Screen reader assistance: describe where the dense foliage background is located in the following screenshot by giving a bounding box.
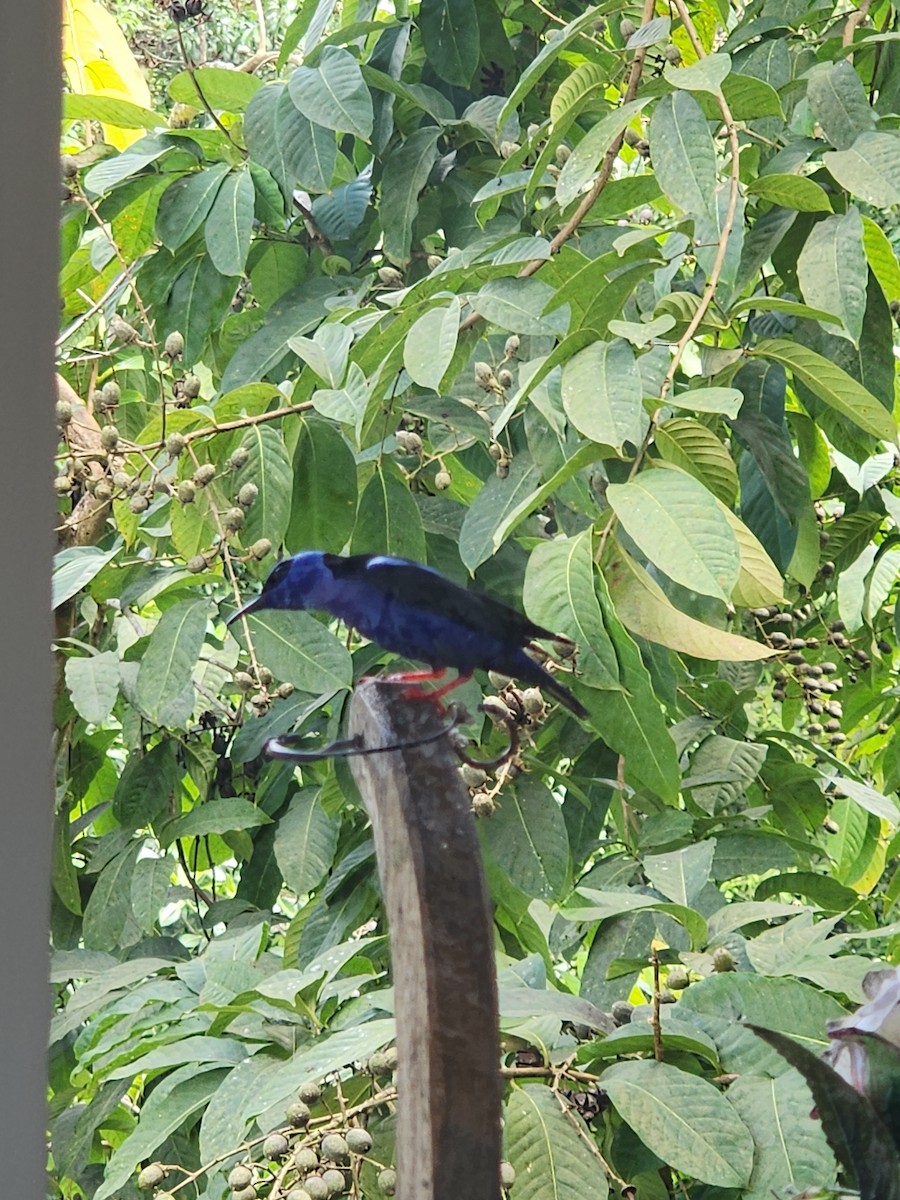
[54,0,900,1197]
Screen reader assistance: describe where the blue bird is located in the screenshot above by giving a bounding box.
[227,552,587,719]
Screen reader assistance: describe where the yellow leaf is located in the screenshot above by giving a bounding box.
[63,0,152,148]
[718,506,786,608]
[606,548,776,661]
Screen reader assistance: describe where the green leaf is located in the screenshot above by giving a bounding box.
[419,0,479,87]
[168,67,263,112]
[677,974,845,1075]
[728,1072,838,1198]
[249,240,307,309]
[135,599,208,727]
[475,277,569,337]
[607,470,740,601]
[522,531,619,688]
[722,506,786,608]
[380,127,441,263]
[643,840,716,905]
[246,1021,395,1118]
[825,773,899,825]
[63,94,162,129]
[730,294,843,324]
[165,798,273,843]
[113,740,180,828]
[288,322,353,387]
[675,386,743,418]
[561,339,645,453]
[82,843,141,951]
[806,60,875,151]
[458,455,541,573]
[403,298,460,392]
[481,779,569,901]
[861,215,900,302]
[664,52,732,93]
[56,1080,132,1182]
[824,132,900,208]
[53,807,81,916]
[568,888,707,948]
[550,60,608,126]
[220,278,343,393]
[627,15,670,47]
[797,209,867,344]
[169,479,217,562]
[504,1084,608,1200]
[655,417,738,507]
[746,172,833,212]
[603,1060,754,1188]
[129,856,172,935]
[688,735,768,814]
[311,361,371,434]
[752,338,897,441]
[107,1035,247,1080]
[245,83,336,198]
[580,574,680,804]
[718,71,784,119]
[164,252,237,366]
[749,1026,900,1200]
[233,425,293,548]
[83,135,172,196]
[53,544,121,609]
[65,651,119,724]
[731,412,810,536]
[606,548,775,661]
[489,443,605,554]
[94,1065,230,1200]
[593,1016,720,1065]
[649,91,717,217]
[274,787,339,895]
[555,98,649,207]
[350,463,427,561]
[693,183,745,293]
[286,417,358,554]
[204,167,255,278]
[199,1054,282,1164]
[497,8,612,134]
[156,164,230,251]
[288,47,373,140]
[236,611,352,695]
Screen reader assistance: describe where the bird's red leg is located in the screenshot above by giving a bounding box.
[380,666,448,685]
[404,671,472,703]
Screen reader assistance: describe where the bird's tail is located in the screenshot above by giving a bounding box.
[513,650,588,720]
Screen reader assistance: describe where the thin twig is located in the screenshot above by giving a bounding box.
[175,23,243,150]
[549,1081,632,1192]
[650,948,664,1063]
[843,0,873,49]
[659,0,742,404]
[251,0,267,53]
[176,840,215,906]
[459,0,656,333]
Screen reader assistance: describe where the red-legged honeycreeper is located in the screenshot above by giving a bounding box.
[226,551,587,719]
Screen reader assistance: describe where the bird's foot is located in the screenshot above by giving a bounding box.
[400,670,473,705]
[368,667,473,708]
[378,666,448,686]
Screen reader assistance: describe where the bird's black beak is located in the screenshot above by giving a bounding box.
[226,594,265,626]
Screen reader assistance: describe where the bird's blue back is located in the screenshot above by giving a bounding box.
[321,562,533,675]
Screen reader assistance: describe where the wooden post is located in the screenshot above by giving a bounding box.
[348,680,501,1200]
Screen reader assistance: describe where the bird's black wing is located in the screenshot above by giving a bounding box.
[322,553,557,646]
